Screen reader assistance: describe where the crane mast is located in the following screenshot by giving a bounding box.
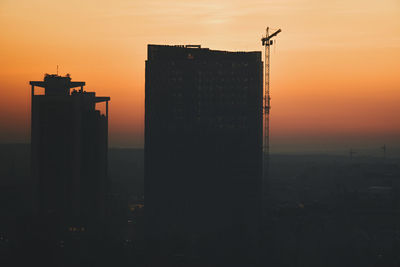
[261,27,281,190]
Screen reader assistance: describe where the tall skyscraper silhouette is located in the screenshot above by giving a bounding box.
[145,45,263,266]
[30,74,110,239]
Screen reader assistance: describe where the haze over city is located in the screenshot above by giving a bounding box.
[1,0,399,153]
[2,1,400,266]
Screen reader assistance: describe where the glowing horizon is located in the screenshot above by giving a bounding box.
[0,0,399,153]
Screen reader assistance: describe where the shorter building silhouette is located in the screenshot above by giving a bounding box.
[30,74,110,239]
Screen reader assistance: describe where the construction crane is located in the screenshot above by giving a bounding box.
[261,27,281,183]
[349,148,357,160]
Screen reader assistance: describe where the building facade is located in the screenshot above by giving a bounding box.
[30,74,110,239]
[145,45,263,266]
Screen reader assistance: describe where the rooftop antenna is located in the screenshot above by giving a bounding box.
[57,65,59,75]
[261,27,281,191]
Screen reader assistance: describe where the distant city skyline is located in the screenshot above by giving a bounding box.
[1,0,399,152]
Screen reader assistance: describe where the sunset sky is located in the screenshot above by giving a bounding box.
[0,0,399,153]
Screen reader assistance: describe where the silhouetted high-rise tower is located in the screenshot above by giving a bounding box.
[145,45,263,266]
[30,74,110,238]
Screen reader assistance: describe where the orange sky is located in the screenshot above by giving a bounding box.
[0,0,399,153]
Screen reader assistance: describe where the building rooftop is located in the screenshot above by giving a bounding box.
[147,44,261,61]
[30,74,85,89]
